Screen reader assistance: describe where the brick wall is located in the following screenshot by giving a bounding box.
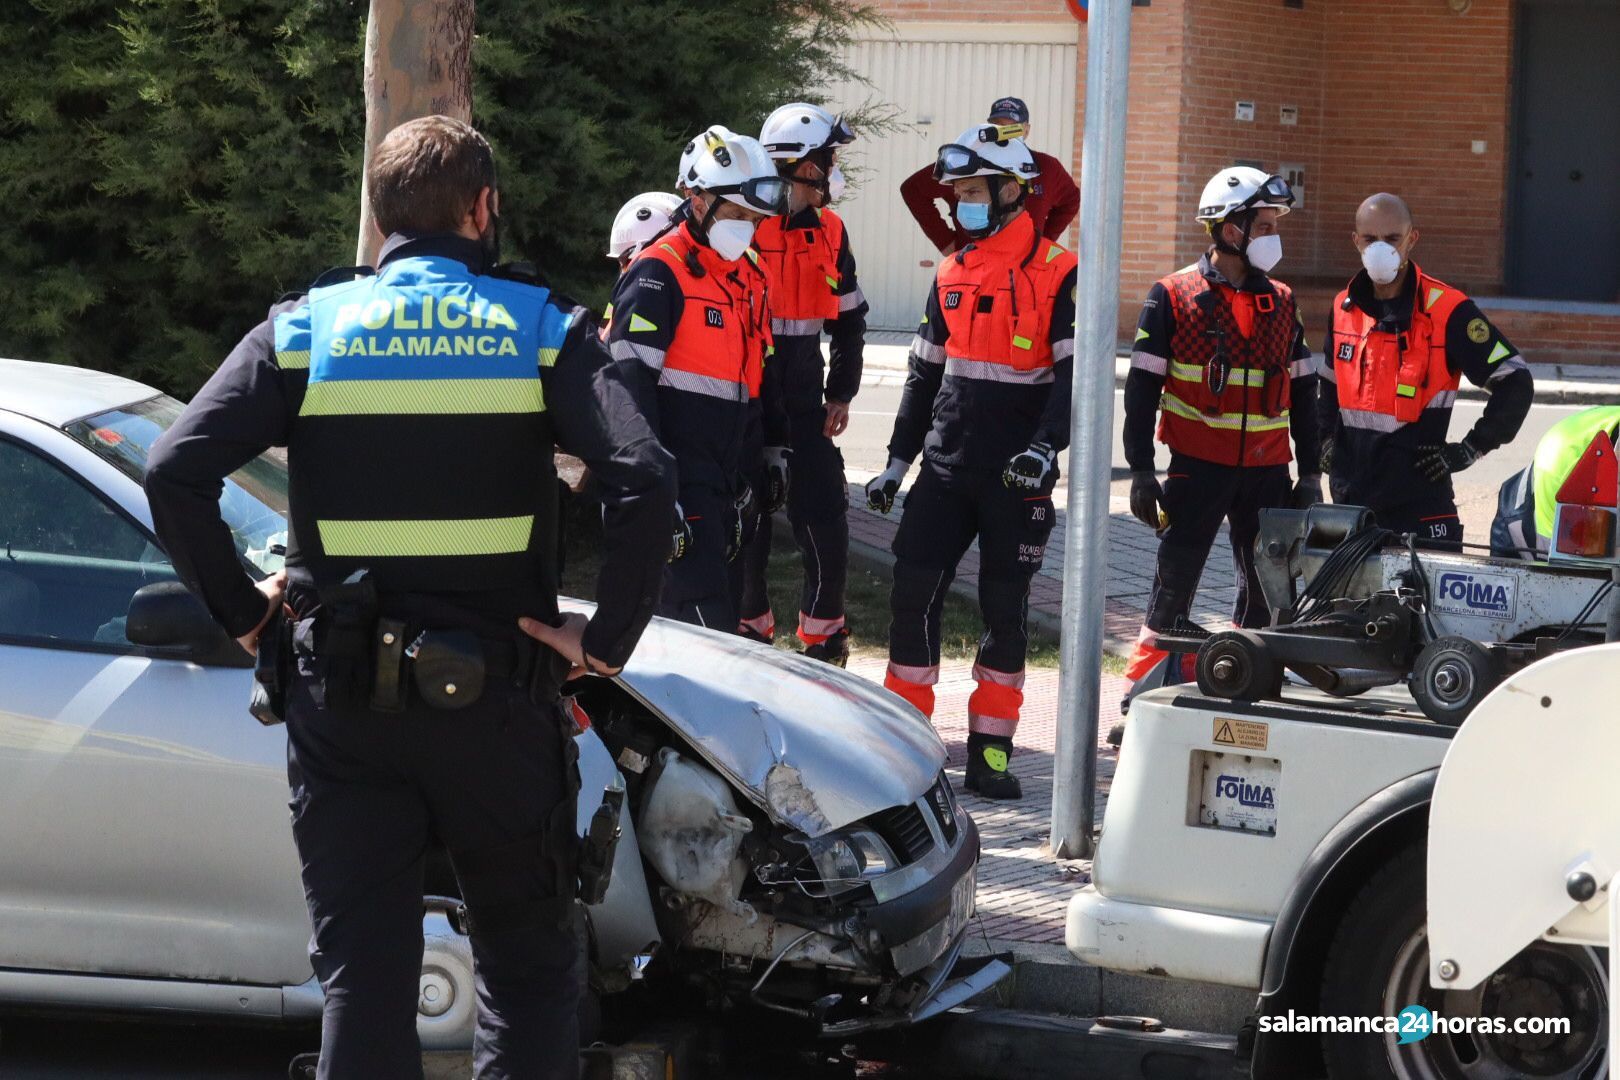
[867,0,1620,366]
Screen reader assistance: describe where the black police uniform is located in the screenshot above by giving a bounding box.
[145,234,675,1080]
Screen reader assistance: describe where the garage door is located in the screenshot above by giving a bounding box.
[825,25,1080,331]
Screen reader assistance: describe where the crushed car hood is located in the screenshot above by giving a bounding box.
[567,604,946,836]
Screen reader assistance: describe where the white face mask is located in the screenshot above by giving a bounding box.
[1245,233,1283,273]
[825,166,847,203]
[1361,240,1403,285]
[707,217,756,262]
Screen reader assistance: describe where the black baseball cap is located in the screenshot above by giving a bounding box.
[987,96,1030,124]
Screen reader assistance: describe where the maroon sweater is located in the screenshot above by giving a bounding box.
[899,148,1080,252]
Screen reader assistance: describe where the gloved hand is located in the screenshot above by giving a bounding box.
[1128,470,1164,529]
[1415,437,1481,483]
[670,504,693,563]
[1292,473,1323,510]
[865,457,911,515]
[763,446,791,514]
[1003,441,1057,492]
[1318,439,1334,476]
[727,483,754,563]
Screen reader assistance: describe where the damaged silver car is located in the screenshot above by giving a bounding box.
[0,358,1005,1050]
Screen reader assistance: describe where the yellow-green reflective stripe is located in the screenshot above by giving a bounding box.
[1396,384,1418,398]
[825,275,839,289]
[1046,245,1063,263]
[1161,392,1289,431]
[539,347,559,368]
[1168,361,1265,386]
[276,350,311,370]
[300,378,544,416]
[318,516,534,557]
[1012,335,1033,350]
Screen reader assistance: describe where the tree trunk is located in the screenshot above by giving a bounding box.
[355,0,475,266]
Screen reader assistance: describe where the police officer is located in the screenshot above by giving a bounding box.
[1122,167,1318,683]
[143,116,675,1080]
[605,126,788,630]
[1491,406,1620,560]
[865,126,1077,800]
[739,103,868,663]
[1319,193,1533,549]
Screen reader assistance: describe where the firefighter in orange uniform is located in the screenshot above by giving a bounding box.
[605,126,787,628]
[865,125,1077,800]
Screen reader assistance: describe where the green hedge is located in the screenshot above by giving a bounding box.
[0,0,876,396]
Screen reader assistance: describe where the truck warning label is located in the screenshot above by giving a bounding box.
[1213,717,1269,751]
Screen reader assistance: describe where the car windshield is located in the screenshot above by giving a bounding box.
[64,395,289,577]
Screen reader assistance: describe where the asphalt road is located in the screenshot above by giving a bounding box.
[844,383,1587,542]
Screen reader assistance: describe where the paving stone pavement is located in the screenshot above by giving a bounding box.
[846,655,1122,947]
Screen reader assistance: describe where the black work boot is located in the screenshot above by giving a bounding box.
[802,626,850,668]
[964,733,1022,800]
[737,623,774,646]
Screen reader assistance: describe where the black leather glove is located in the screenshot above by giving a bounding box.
[670,505,693,563]
[1415,438,1481,484]
[763,447,791,514]
[726,483,754,563]
[1129,470,1164,529]
[865,457,909,515]
[1292,473,1323,510]
[1003,442,1057,492]
[1318,439,1334,476]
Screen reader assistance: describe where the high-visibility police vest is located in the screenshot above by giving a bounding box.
[1329,265,1464,432]
[1155,266,1298,467]
[273,255,568,594]
[754,209,844,337]
[640,223,772,400]
[935,212,1076,382]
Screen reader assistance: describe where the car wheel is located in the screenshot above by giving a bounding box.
[1320,845,1608,1080]
[418,908,477,1050]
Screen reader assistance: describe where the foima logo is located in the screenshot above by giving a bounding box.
[1433,571,1515,619]
[1215,774,1275,810]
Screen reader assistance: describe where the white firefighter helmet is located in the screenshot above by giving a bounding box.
[606,191,682,260]
[759,103,855,161]
[933,124,1039,184]
[684,126,789,215]
[1195,166,1294,223]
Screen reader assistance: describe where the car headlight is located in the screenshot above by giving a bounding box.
[804,827,897,894]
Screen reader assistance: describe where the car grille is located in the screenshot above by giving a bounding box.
[872,776,960,866]
[872,802,935,865]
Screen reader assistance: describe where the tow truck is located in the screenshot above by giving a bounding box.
[1068,432,1620,1078]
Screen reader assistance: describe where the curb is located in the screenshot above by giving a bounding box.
[959,936,1253,1037]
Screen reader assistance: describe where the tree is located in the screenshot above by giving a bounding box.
[356,0,474,265]
[0,0,882,396]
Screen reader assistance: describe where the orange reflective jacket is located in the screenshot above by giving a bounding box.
[753,209,844,335]
[935,213,1076,378]
[1328,265,1464,429]
[640,223,772,399]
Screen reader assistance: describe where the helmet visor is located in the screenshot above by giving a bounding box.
[709,175,789,215]
[1247,174,1295,210]
[934,143,996,182]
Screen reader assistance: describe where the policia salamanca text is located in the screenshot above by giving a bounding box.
[327,296,524,358]
[1258,1011,1572,1037]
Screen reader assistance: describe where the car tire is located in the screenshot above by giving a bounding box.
[1319,844,1607,1080]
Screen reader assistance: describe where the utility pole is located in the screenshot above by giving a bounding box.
[356,0,476,266]
[1050,0,1132,860]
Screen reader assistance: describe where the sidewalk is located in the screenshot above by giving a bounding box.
[857,330,1620,403]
